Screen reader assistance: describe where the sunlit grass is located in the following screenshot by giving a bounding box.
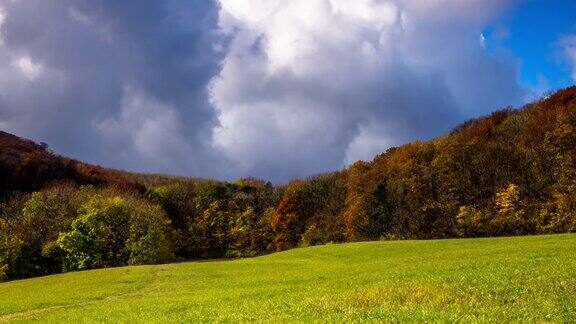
[0,234,575,322]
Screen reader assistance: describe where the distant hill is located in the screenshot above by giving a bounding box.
[0,131,142,195]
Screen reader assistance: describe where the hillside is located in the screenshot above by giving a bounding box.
[0,234,574,322]
[0,131,142,194]
[1,86,576,282]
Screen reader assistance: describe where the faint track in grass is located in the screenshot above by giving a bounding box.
[0,267,162,322]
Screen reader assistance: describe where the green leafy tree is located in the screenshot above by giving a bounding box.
[127,199,174,265]
[1,186,81,279]
[58,196,131,271]
[58,195,175,271]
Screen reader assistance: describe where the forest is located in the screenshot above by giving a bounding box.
[1,86,575,282]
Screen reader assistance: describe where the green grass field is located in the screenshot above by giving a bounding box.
[0,234,575,322]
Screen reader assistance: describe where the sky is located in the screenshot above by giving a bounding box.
[0,0,574,183]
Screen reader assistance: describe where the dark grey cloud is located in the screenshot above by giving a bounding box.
[0,0,225,176]
[0,0,528,182]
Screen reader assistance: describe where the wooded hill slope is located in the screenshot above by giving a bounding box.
[0,130,142,194]
[1,86,575,281]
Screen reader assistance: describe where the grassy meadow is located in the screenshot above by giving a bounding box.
[0,234,575,322]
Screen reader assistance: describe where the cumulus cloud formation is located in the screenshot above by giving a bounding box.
[210,0,526,180]
[0,0,527,182]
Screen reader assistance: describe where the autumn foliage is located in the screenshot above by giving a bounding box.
[1,86,576,281]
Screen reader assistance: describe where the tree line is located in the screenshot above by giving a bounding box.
[1,86,575,282]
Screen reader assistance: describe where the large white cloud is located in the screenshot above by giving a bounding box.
[210,0,526,181]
